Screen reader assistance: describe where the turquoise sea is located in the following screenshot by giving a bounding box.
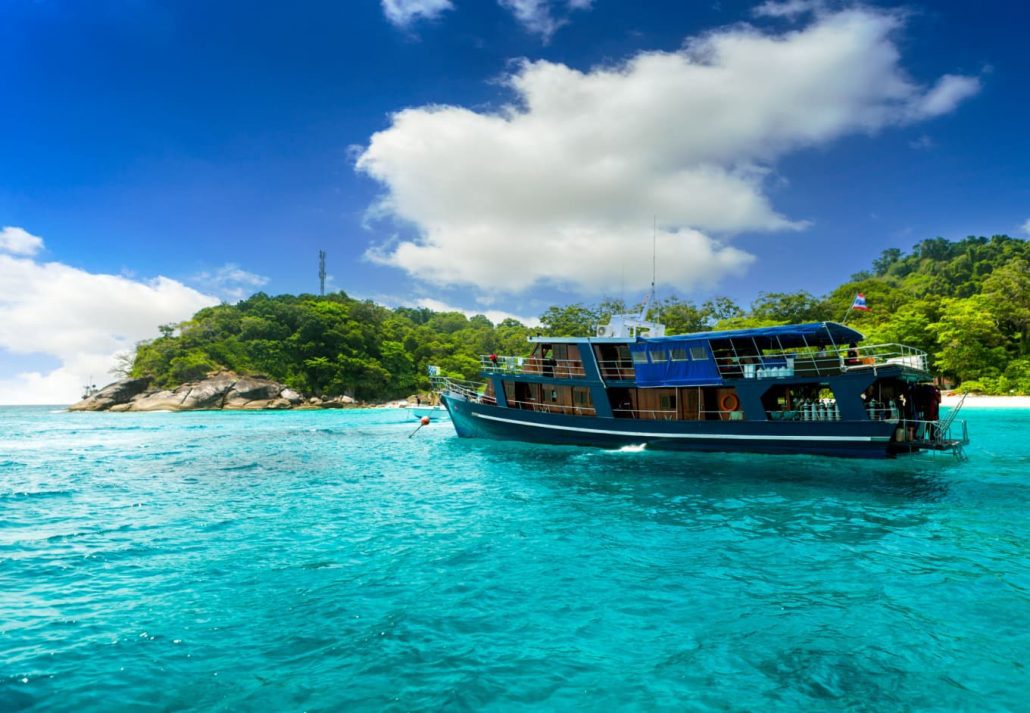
[1,406,1027,711]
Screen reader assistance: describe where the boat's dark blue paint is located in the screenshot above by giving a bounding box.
[442,394,898,458]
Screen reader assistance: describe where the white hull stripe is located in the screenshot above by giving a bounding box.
[471,412,890,443]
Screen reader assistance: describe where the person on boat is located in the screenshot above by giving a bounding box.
[543,348,556,377]
[846,343,860,366]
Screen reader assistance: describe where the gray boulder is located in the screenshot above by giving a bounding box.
[280,389,303,404]
[178,373,236,410]
[69,371,312,412]
[227,377,281,402]
[68,377,152,411]
[131,390,185,411]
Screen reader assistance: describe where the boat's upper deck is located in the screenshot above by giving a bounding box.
[482,321,929,385]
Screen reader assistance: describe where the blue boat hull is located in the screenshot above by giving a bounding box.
[442,395,900,459]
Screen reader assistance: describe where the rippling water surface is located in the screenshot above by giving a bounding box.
[2,406,1028,710]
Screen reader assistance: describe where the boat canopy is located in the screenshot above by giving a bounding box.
[629,339,723,387]
[641,322,865,350]
[628,322,865,387]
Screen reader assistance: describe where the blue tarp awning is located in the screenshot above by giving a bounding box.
[629,340,723,387]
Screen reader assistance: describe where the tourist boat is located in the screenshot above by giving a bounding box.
[431,302,969,459]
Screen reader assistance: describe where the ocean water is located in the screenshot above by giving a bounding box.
[1,406,1027,711]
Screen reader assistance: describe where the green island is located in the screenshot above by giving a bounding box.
[129,234,1030,400]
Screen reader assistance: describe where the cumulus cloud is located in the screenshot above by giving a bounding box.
[356,7,980,295]
[0,229,218,404]
[381,0,453,27]
[499,0,594,40]
[1021,219,1030,236]
[0,226,45,256]
[191,263,269,302]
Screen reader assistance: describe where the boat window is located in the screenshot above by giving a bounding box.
[659,393,674,410]
[632,351,649,365]
[550,389,558,402]
[650,348,668,363]
[669,347,688,361]
[689,346,708,361]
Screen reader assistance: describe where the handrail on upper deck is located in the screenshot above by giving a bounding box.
[479,355,586,378]
[712,342,928,380]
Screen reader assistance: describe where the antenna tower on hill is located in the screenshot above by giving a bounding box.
[318,249,326,296]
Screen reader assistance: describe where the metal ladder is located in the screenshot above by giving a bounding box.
[938,392,969,459]
[938,392,968,437]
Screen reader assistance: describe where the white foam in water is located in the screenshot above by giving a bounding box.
[616,443,647,452]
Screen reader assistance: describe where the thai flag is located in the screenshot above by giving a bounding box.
[851,293,870,311]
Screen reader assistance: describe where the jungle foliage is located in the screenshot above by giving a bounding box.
[130,234,1030,398]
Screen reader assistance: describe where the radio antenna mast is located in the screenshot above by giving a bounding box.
[318,249,326,296]
[650,216,657,323]
[651,216,656,294]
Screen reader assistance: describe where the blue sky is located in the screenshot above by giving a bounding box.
[1,0,1028,402]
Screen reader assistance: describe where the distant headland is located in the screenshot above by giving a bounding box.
[68,372,397,412]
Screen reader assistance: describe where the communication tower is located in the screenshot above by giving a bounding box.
[319,249,326,296]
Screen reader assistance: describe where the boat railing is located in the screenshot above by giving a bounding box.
[596,358,635,380]
[503,398,597,416]
[612,408,678,420]
[612,408,744,421]
[431,374,485,402]
[479,355,586,378]
[892,417,969,456]
[714,342,928,380]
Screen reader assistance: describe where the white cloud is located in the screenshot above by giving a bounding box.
[499,0,593,40]
[357,7,980,296]
[0,226,45,256]
[752,1,823,20]
[381,0,453,27]
[0,231,218,404]
[414,297,541,328]
[907,74,982,120]
[191,263,269,302]
[1021,219,1030,236]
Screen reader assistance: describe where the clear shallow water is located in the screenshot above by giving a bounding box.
[1,406,1027,711]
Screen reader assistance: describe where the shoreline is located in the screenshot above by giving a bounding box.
[942,394,1030,408]
[8,395,1030,410]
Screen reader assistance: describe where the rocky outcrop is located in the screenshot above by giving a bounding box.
[69,372,309,412]
[66,372,423,413]
[68,377,153,411]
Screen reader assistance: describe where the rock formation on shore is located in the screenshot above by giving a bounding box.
[69,373,311,412]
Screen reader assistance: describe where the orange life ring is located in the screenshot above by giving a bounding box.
[719,392,740,412]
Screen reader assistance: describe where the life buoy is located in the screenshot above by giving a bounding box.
[719,392,740,412]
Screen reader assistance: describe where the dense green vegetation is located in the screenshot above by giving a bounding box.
[130,234,1030,398]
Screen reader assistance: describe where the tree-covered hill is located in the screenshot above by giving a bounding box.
[129,234,1030,398]
[131,293,535,400]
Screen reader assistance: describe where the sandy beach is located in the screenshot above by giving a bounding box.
[942,394,1030,408]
